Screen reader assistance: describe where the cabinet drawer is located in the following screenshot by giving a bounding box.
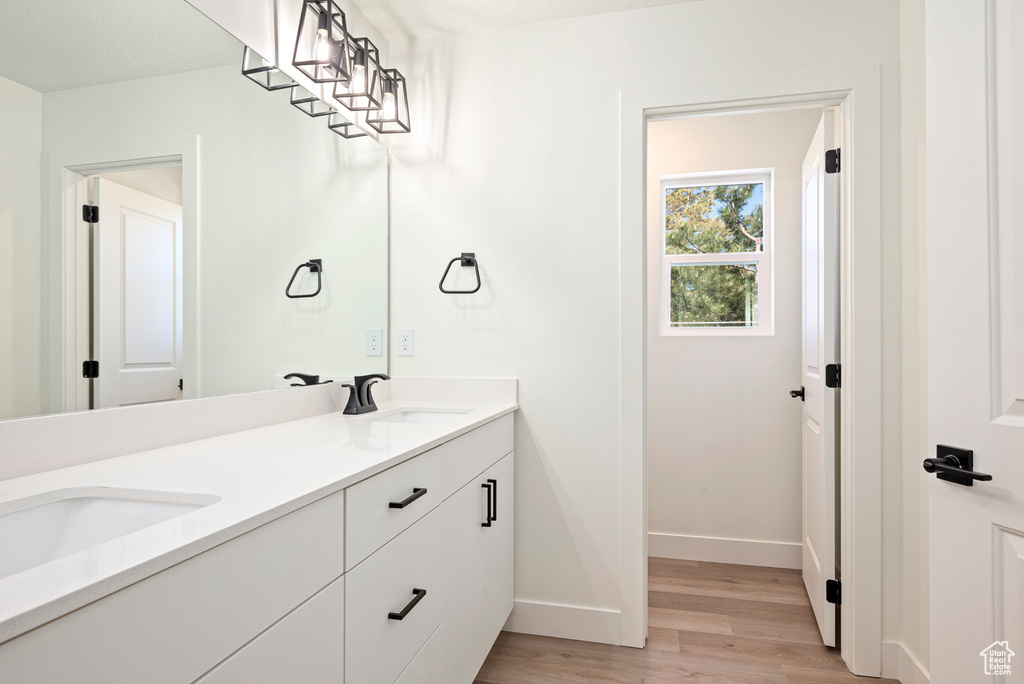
[345,502,450,684]
[194,576,344,684]
[0,491,345,684]
[345,413,512,571]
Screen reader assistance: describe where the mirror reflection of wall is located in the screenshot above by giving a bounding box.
[0,0,389,421]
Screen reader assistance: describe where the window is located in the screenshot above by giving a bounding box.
[659,170,772,335]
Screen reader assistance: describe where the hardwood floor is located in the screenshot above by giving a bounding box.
[475,558,898,683]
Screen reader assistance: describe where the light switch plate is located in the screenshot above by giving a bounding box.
[398,328,414,357]
[366,328,382,356]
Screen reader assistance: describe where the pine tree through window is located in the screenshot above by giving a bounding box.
[659,170,773,335]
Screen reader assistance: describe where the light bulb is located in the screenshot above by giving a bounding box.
[382,91,396,120]
[313,28,331,62]
[313,11,332,63]
[351,64,366,94]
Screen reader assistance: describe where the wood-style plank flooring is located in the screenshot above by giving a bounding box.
[475,558,899,683]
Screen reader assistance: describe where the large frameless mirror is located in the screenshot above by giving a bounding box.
[0,0,389,420]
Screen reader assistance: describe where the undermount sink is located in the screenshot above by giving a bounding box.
[0,488,219,581]
[370,408,473,424]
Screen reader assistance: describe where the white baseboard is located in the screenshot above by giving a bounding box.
[648,532,802,569]
[504,599,621,646]
[882,640,901,679]
[899,642,930,684]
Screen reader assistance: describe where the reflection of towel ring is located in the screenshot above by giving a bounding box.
[439,253,481,294]
[286,259,323,298]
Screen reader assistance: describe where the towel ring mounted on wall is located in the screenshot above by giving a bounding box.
[439,253,481,294]
[286,259,323,298]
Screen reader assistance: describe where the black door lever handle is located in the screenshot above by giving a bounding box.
[789,387,805,401]
[923,445,992,487]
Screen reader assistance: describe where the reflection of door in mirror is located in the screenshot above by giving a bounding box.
[91,171,184,409]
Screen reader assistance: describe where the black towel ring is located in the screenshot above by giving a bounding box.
[439,253,481,294]
[286,259,323,298]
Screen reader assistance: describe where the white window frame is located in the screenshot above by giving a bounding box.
[659,168,774,336]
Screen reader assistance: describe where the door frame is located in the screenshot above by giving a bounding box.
[618,65,885,676]
[45,136,200,414]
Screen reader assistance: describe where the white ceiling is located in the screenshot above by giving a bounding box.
[0,0,241,93]
[352,0,706,41]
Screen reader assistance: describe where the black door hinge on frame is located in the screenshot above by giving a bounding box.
[179,379,183,391]
[825,148,841,174]
[826,579,842,605]
[82,205,99,223]
[825,364,841,389]
[82,360,99,379]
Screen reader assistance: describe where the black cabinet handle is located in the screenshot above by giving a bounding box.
[487,479,498,522]
[388,588,427,620]
[389,488,427,509]
[923,445,993,487]
[482,482,492,527]
[789,387,805,401]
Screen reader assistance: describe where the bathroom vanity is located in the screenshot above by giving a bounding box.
[0,392,516,683]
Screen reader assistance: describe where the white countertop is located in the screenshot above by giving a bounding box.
[0,400,517,643]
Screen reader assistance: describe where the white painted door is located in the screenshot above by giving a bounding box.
[927,1,1024,680]
[94,178,183,408]
[800,111,838,648]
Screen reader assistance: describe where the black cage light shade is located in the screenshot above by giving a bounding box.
[241,46,298,91]
[332,37,383,112]
[292,0,352,84]
[366,69,410,134]
[291,86,335,117]
[328,112,367,139]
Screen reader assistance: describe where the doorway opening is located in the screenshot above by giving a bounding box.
[63,157,185,412]
[644,105,845,661]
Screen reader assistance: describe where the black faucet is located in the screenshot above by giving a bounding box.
[284,373,333,387]
[343,374,391,414]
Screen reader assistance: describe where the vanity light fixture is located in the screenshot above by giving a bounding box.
[241,46,298,91]
[366,69,411,134]
[328,111,367,139]
[291,85,335,117]
[332,37,383,111]
[292,0,352,84]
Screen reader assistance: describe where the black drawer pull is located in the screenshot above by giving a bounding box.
[388,588,427,620]
[487,479,498,522]
[389,488,427,509]
[482,482,492,527]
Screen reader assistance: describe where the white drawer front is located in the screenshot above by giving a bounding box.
[0,492,345,684]
[345,502,450,684]
[194,576,344,684]
[345,413,513,571]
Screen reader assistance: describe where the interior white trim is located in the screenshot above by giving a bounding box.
[504,599,621,647]
[648,533,801,570]
[620,65,885,676]
[899,641,932,684]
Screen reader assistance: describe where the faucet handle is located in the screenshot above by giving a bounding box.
[285,372,332,387]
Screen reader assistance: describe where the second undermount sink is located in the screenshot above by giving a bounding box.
[370,408,473,424]
[0,488,219,581]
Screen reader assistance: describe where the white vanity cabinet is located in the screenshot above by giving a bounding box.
[346,414,515,684]
[0,411,515,684]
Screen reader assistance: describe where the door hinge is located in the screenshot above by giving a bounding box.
[826,579,842,605]
[179,378,183,391]
[825,363,841,388]
[825,148,840,174]
[82,360,99,379]
[82,205,99,223]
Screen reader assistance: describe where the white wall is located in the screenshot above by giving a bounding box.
[645,109,822,569]
[0,75,43,420]
[41,65,388,400]
[99,167,183,205]
[387,0,903,648]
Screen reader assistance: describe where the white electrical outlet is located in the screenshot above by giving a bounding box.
[398,328,414,357]
[366,328,383,356]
